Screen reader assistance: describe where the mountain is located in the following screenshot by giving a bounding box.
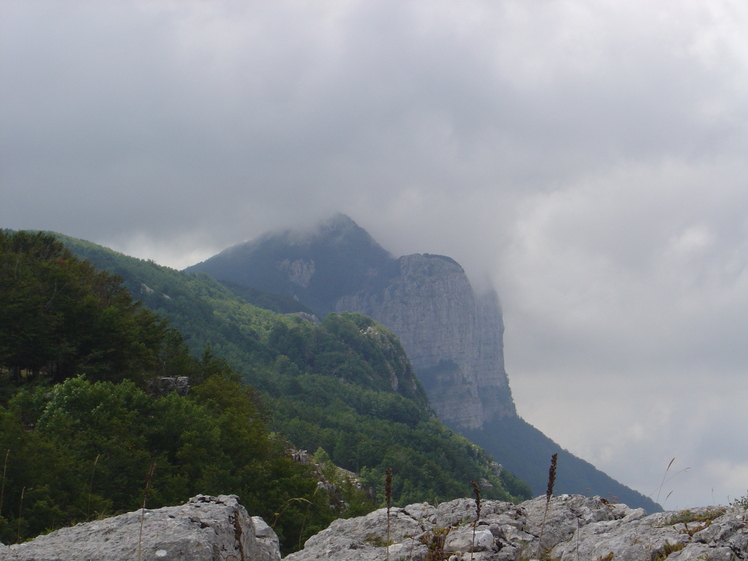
[184,213,396,315]
[59,233,532,508]
[335,252,515,430]
[186,214,661,512]
[186,214,515,430]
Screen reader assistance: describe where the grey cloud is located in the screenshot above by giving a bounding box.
[3,0,748,506]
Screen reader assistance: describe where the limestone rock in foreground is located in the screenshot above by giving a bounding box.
[284,494,748,561]
[0,495,280,561]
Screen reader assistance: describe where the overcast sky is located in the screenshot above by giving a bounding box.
[4,0,748,509]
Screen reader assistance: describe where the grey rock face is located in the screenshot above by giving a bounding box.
[186,215,517,431]
[150,375,190,397]
[336,253,515,429]
[285,495,747,561]
[0,495,280,561]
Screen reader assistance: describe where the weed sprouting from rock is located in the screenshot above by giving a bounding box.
[386,467,393,561]
[537,453,558,558]
[471,480,481,560]
[137,461,156,561]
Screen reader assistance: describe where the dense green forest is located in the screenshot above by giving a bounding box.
[0,231,530,552]
[0,231,353,552]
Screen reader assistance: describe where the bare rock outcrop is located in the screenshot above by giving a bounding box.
[285,494,747,561]
[186,214,517,432]
[5,492,741,561]
[0,495,280,561]
[336,253,516,430]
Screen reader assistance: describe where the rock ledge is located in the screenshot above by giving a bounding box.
[286,494,747,561]
[4,493,746,561]
[0,494,280,561]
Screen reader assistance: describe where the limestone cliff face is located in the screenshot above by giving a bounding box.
[184,215,661,508]
[186,214,517,431]
[336,253,516,430]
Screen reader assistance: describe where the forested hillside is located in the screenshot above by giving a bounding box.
[60,234,530,502]
[0,231,342,551]
[0,230,531,551]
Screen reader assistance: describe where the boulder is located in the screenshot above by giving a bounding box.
[0,495,280,561]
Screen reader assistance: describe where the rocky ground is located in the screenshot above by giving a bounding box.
[287,494,747,561]
[2,493,747,561]
[0,495,279,561]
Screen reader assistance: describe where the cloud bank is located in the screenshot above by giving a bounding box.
[3,0,748,507]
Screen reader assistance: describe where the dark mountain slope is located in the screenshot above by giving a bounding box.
[463,416,659,511]
[185,214,397,315]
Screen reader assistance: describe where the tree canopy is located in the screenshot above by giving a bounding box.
[0,231,352,552]
[0,231,167,386]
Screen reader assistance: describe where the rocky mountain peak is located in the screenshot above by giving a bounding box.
[186,216,516,430]
[336,252,516,429]
[184,215,660,510]
[276,213,385,250]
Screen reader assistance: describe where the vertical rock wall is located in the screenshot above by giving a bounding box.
[187,215,518,431]
[336,253,516,430]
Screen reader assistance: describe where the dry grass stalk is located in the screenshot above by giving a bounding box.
[297,488,317,552]
[537,453,558,558]
[385,467,393,561]
[137,461,156,561]
[546,454,558,502]
[471,480,482,560]
[656,458,675,505]
[0,449,8,518]
[16,486,25,544]
[86,454,100,520]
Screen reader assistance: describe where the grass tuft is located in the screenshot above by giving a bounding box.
[652,540,685,561]
[420,527,449,561]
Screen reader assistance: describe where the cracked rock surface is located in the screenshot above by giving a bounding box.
[3,493,746,561]
[0,495,279,561]
[285,495,748,561]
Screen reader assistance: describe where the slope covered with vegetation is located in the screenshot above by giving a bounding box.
[61,234,530,504]
[0,230,530,551]
[0,231,340,552]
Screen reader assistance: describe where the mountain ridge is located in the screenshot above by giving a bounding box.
[187,214,397,315]
[185,214,661,513]
[57,232,532,507]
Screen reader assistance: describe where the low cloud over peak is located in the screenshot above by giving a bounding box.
[4,0,748,508]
